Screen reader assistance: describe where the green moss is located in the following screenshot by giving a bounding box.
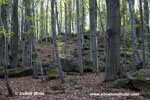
[134,73,146,81]
[68,79,77,86]
[118,81,126,87]
[48,73,56,78]
[46,67,59,79]
[9,71,16,76]
[84,61,92,66]
[51,85,65,91]
[143,92,150,99]
[72,63,79,71]
[16,67,25,72]
[67,72,78,76]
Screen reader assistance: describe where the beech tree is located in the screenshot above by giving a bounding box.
[105,0,121,81]
[10,0,19,68]
[76,0,83,75]
[89,0,98,72]
[51,0,64,83]
[0,4,13,96]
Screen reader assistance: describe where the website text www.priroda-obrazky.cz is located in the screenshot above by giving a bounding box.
[0,0,7,4]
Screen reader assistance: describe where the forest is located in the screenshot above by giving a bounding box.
[0,0,150,100]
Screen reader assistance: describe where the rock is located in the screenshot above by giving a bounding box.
[43,67,59,79]
[126,69,150,91]
[98,61,105,72]
[67,72,79,76]
[136,61,144,70]
[0,67,32,78]
[83,60,93,72]
[61,58,79,72]
[111,69,150,91]
[111,78,130,88]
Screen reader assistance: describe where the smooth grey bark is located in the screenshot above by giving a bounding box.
[65,2,67,39]
[45,0,49,42]
[32,0,38,78]
[55,2,60,35]
[89,0,98,72]
[21,5,24,41]
[68,0,72,35]
[0,5,13,96]
[60,1,62,33]
[95,0,97,29]
[76,0,84,75]
[22,0,32,66]
[10,0,19,68]
[71,0,75,32]
[139,0,146,69]
[144,0,150,62]
[122,0,127,72]
[36,10,39,42]
[81,0,85,48]
[40,0,44,41]
[51,0,65,83]
[129,0,137,71]
[98,0,104,36]
[105,0,121,81]
[132,1,139,63]
[0,9,4,67]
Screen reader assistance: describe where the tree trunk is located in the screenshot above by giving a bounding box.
[32,0,38,78]
[0,5,13,96]
[40,0,44,41]
[10,0,19,68]
[76,0,84,75]
[89,0,98,72]
[81,0,85,48]
[51,0,65,83]
[139,0,146,69]
[129,0,137,71]
[144,0,150,63]
[122,0,127,72]
[68,0,72,35]
[65,2,67,39]
[105,0,121,81]
[45,0,49,42]
[22,0,32,66]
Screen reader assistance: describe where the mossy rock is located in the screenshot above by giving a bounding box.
[61,58,79,72]
[43,67,59,79]
[83,61,93,72]
[111,78,130,88]
[126,69,150,91]
[0,67,32,78]
[67,72,79,76]
[98,61,105,72]
[143,92,150,99]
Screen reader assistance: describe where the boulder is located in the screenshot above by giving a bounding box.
[98,60,105,72]
[0,67,32,78]
[111,78,130,88]
[111,69,150,91]
[61,58,79,72]
[126,69,150,91]
[44,67,59,79]
[83,60,93,72]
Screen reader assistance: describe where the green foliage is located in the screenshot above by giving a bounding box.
[143,92,150,99]
[36,45,41,50]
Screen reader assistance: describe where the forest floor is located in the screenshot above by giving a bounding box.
[0,37,149,100]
